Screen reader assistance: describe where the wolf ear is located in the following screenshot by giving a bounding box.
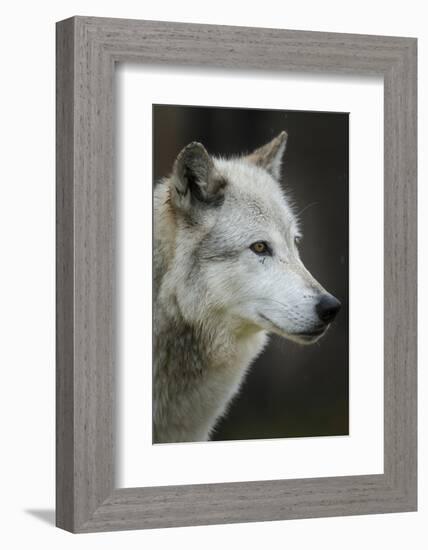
[246,131,288,180]
[170,142,226,211]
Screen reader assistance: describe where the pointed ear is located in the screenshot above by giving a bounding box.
[170,142,226,212]
[245,131,288,180]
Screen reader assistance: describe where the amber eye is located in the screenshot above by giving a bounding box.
[250,241,271,256]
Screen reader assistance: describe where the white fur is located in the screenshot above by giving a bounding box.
[153,133,336,443]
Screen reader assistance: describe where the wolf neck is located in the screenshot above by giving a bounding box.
[153,300,267,444]
[153,183,267,443]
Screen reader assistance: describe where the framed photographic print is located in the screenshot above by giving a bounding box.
[56,16,417,532]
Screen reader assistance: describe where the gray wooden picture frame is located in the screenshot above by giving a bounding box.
[56,16,417,533]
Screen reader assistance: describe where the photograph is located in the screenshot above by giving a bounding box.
[152,104,349,444]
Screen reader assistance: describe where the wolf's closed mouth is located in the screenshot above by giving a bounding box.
[259,313,326,338]
[294,326,326,337]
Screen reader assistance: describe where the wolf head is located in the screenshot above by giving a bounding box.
[159,131,341,345]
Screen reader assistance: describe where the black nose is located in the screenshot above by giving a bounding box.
[316,294,341,324]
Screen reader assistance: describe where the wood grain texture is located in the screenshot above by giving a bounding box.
[56,16,417,533]
[56,18,76,532]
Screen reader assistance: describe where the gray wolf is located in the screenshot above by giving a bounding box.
[153,131,341,443]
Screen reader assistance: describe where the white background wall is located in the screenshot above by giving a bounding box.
[0,1,425,548]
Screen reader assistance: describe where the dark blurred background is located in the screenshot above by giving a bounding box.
[153,104,349,441]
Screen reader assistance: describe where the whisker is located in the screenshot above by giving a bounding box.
[253,297,291,310]
[295,201,318,219]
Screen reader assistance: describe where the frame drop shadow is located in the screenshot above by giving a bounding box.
[25,509,55,526]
